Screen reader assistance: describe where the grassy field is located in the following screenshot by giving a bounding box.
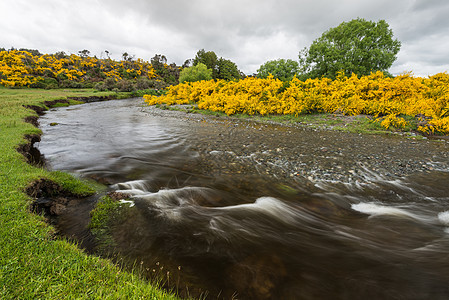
[0,86,178,299]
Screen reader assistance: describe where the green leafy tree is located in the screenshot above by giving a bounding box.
[257,59,299,81]
[193,49,218,77]
[216,58,241,81]
[193,49,242,80]
[178,63,213,83]
[299,18,401,79]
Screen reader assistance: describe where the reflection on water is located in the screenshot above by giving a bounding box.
[38,98,449,299]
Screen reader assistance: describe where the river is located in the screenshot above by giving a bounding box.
[37,98,449,299]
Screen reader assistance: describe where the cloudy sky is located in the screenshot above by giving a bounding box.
[1,0,448,76]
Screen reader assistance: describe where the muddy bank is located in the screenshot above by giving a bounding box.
[25,178,98,251]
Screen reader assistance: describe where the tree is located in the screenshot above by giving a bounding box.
[150,54,180,85]
[19,48,41,56]
[179,63,213,83]
[257,59,299,81]
[299,18,401,79]
[193,49,218,76]
[192,49,242,80]
[54,51,67,59]
[216,58,241,81]
[182,59,193,68]
[78,49,90,58]
[122,52,134,61]
[150,54,167,75]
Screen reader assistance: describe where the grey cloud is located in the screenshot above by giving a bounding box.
[0,0,448,75]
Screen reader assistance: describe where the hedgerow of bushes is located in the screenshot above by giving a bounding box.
[144,71,449,135]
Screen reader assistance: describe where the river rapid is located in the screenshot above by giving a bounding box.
[38,98,449,299]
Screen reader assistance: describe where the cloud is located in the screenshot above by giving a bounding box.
[0,0,448,76]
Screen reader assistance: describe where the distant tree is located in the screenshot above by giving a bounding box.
[299,18,401,79]
[78,49,90,58]
[54,51,67,59]
[257,59,299,81]
[179,63,213,83]
[193,49,218,77]
[122,52,134,61]
[19,48,41,56]
[192,49,242,80]
[182,58,193,68]
[164,63,181,85]
[151,54,168,74]
[150,54,180,85]
[216,58,241,81]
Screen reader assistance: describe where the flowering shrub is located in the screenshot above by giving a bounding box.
[144,71,449,135]
[0,50,156,88]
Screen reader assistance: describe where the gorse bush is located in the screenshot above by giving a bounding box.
[0,49,157,88]
[144,71,449,135]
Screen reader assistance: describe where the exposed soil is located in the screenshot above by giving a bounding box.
[16,134,45,166]
[67,95,116,103]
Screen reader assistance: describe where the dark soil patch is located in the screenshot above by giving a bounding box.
[43,99,70,107]
[67,95,115,103]
[26,178,98,251]
[17,134,45,166]
[24,115,39,127]
[26,178,73,217]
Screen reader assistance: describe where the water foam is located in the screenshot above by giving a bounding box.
[112,179,149,193]
[119,199,135,207]
[351,202,423,220]
[438,211,449,226]
[212,197,299,223]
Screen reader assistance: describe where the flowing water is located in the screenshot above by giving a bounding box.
[38,98,449,299]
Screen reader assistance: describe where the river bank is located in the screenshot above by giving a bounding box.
[0,87,178,299]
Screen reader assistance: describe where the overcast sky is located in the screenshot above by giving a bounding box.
[0,0,448,76]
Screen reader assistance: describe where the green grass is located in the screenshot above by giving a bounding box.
[0,86,179,299]
[89,195,133,254]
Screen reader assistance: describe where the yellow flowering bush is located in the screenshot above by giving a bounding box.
[144,71,449,135]
[0,50,156,88]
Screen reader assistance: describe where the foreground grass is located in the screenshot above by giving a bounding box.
[0,86,178,299]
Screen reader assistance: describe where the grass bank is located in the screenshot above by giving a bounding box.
[0,86,178,299]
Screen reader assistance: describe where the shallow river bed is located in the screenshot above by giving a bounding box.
[38,98,449,299]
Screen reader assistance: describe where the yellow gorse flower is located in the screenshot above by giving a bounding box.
[0,50,157,87]
[143,71,449,134]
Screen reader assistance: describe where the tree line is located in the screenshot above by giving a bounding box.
[182,18,401,82]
